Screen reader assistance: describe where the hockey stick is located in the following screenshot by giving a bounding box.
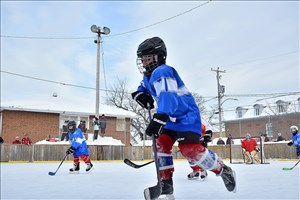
[282,159,300,171]
[124,149,180,169]
[48,154,68,176]
[144,105,162,200]
[124,158,154,169]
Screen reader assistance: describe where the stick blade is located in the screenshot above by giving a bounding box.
[48,172,56,176]
[282,168,292,171]
[144,182,161,200]
[123,158,139,169]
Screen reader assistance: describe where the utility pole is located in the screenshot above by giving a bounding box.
[211,67,226,138]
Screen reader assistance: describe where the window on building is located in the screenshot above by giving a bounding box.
[237,110,243,118]
[236,107,247,118]
[116,118,125,132]
[253,104,264,116]
[276,100,288,113]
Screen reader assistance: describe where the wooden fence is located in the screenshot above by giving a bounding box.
[0,143,298,162]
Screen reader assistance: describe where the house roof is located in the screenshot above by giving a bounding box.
[0,104,137,119]
[224,94,300,121]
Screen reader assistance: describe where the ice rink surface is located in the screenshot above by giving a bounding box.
[1,160,299,200]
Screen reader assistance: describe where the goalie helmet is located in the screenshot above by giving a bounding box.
[136,36,167,76]
[245,133,251,140]
[67,120,77,133]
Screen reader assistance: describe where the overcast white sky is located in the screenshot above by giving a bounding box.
[1,1,299,117]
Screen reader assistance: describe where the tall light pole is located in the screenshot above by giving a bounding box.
[90,25,110,118]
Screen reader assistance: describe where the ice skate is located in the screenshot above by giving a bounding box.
[69,164,80,174]
[220,165,236,193]
[187,171,199,180]
[199,170,208,180]
[86,163,94,173]
[158,179,175,200]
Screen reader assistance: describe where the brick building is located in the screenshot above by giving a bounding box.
[223,95,300,140]
[0,106,136,145]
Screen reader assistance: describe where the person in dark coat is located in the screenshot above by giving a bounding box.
[99,114,107,137]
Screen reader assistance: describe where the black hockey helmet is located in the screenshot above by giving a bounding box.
[67,120,76,133]
[136,37,167,76]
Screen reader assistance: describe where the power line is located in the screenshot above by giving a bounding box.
[1,69,298,99]
[0,1,211,40]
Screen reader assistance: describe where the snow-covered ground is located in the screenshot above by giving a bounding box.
[1,160,299,200]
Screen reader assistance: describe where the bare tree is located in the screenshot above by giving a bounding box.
[105,78,150,143]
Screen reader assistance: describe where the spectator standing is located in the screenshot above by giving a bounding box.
[12,136,21,144]
[61,120,69,141]
[241,133,260,164]
[93,117,100,141]
[78,121,87,139]
[263,133,270,142]
[99,114,107,137]
[217,138,225,145]
[276,133,285,142]
[21,133,32,145]
[226,134,234,145]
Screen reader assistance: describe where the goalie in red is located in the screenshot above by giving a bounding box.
[241,133,260,164]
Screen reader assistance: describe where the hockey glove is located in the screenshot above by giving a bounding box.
[203,130,213,143]
[131,91,154,109]
[66,146,76,155]
[146,113,169,138]
[287,141,293,146]
[200,140,208,148]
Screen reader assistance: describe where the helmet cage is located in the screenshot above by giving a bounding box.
[136,54,159,76]
[67,121,76,133]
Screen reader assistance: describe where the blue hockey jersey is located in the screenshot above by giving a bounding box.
[136,64,202,135]
[291,131,300,154]
[68,128,89,156]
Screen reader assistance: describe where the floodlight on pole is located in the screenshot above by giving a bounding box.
[90,24,110,118]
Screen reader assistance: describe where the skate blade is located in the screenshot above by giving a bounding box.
[157,194,175,200]
[187,176,199,180]
[231,170,237,193]
[86,166,94,174]
[69,171,80,174]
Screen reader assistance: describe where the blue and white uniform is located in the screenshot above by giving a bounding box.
[68,128,89,157]
[136,64,202,135]
[291,130,300,155]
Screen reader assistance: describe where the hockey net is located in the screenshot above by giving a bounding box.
[229,136,268,164]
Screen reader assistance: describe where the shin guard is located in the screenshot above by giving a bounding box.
[179,143,224,174]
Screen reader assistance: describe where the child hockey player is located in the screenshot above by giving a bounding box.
[241,133,260,164]
[66,120,93,173]
[287,125,300,158]
[131,36,236,199]
[187,117,212,180]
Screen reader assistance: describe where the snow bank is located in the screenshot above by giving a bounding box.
[35,135,124,146]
